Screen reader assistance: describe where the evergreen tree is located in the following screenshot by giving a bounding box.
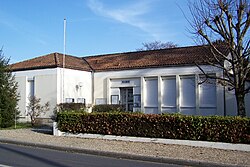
[0,49,19,128]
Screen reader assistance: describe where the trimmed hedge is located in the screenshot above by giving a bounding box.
[57,112,250,144]
[57,103,86,112]
[92,104,125,112]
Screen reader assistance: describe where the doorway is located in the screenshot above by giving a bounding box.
[120,87,133,111]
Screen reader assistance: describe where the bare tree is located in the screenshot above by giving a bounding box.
[27,96,50,126]
[137,41,178,51]
[188,0,250,116]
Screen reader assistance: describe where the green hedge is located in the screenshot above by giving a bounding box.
[57,112,250,144]
[92,104,125,112]
[57,103,86,112]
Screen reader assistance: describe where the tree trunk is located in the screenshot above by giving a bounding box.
[235,92,246,117]
[31,117,35,127]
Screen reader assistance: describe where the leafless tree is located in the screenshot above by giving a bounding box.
[137,41,178,51]
[188,0,249,116]
[27,96,50,126]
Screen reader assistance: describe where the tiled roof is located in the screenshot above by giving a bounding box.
[84,45,228,71]
[11,45,228,72]
[10,53,92,72]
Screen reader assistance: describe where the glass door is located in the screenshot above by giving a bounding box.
[120,87,133,111]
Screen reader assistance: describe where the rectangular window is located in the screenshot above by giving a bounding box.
[65,98,74,103]
[180,76,196,107]
[162,77,176,107]
[133,94,141,107]
[27,79,35,97]
[77,98,85,104]
[111,95,119,104]
[144,78,158,107]
[199,75,216,107]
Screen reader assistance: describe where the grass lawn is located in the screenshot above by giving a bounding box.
[0,122,32,130]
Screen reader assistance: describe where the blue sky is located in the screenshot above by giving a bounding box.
[0,0,195,63]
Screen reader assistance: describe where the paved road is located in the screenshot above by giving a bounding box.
[0,143,182,167]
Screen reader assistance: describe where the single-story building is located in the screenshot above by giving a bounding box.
[10,45,250,122]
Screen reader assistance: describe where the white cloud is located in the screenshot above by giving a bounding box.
[87,0,163,39]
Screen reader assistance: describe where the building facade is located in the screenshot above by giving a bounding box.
[11,45,250,121]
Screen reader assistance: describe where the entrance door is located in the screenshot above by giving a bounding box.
[120,87,133,111]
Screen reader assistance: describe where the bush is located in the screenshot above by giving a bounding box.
[57,112,250,144]
[92,104,125,112]
[57,103,86,112]
[26,96,50,127]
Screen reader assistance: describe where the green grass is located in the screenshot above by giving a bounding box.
[0,122,32,130]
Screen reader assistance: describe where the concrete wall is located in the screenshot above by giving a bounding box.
[61,68,92,105]
[13,68,58,121]
[15,76,27,120]
[225,85,250,117]
[13,64,249,119]
[35,75,57,118]
[13,68,93,120]
[94,65,225,116]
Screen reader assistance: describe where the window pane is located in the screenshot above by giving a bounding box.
[180,76,195,107]
[145,78,158,107]
[162,77,176,107]
[133,95,141,107]
[77,98,85,103]
[111,95,119,104]
[199,76,216,107]
[65,98,74,103]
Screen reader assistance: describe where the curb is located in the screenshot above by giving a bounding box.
[59,132,250,152]
[0,138,240,167]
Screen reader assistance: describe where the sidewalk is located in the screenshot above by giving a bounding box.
[0,128,249,167]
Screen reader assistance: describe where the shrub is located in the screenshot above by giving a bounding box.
[57,103,86,112]
[26,96,50,126]
[92,104,125,112]
[52,103,86,121]
[57,112,250,144]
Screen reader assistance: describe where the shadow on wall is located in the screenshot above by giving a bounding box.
[225,89,250,117]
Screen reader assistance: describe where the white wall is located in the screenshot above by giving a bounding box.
[13,68,58,121]
[15,76,27,120]
[35,75,57,118]
[13,64,249,118]
[225,84,250,117]
[94,66,214,99]
[94,65,225,115]
[61,68,92,105]
[13,68,92,120]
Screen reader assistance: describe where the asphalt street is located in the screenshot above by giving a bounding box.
[0,143,183,167]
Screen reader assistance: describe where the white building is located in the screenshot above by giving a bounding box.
[11,45,250,122]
